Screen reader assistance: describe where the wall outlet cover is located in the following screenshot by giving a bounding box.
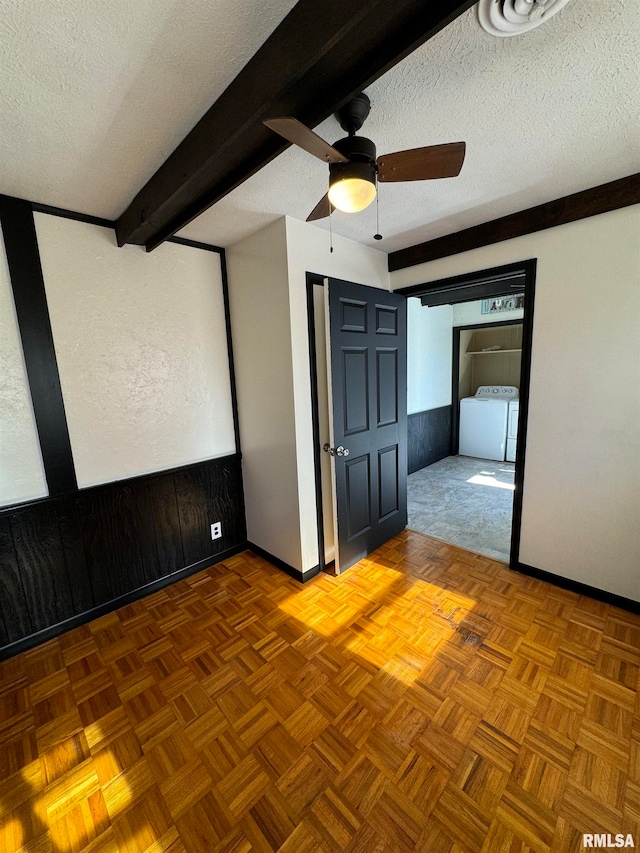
[211,522,222,540]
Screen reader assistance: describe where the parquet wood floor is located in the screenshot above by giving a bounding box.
[1,530,639,853]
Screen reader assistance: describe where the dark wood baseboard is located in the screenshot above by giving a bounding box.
[516,562,639,616]
[0,191,247,660]
[247,542,320,584]
[0,544,247,662]
[0,455,246,655]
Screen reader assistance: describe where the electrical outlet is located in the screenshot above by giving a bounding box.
[210,522,222,540]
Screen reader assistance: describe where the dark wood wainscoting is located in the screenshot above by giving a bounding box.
[0,454,246,659]
[407,405,452,474]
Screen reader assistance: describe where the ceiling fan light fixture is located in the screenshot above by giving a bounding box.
[264,95,466,224]
[328,161,376,213]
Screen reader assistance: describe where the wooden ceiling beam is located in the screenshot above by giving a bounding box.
[115,0,475,251]
[388,173,640,271]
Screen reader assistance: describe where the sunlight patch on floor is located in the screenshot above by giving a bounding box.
[279,558,476,686]
[467,473,515,491]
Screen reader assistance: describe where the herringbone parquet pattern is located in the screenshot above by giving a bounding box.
[1,531,638,852]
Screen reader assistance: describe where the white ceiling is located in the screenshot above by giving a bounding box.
[0,0,298,217]
[1,1,638,254]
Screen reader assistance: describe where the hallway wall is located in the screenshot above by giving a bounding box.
[392,204,640,602]
[227,216,389,574]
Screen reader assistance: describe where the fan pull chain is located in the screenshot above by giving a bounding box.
[329,204,334,253]
[374,179,382,241]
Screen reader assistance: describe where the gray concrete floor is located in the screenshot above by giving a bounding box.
[407,455,515,562]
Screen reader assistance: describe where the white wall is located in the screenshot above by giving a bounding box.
[0,225,47,506]
[226,218,302,570]
[227,216,389,573]
[453,298,524,327]
[36,214,235,488]
[407,300,453,414]
[392,205,640,602]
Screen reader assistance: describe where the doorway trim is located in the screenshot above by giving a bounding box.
[306,271,328,573]
[396,259,537,569]
[305,271,407,572]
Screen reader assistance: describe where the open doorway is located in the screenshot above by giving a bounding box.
[407,309,523,561]
[306,274,407,575]
[306,260,535,572]
[398,260,536,566]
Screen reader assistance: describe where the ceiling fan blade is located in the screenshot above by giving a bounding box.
[264,117,348,164]
[306,193,334,222]
[377,142,466,182]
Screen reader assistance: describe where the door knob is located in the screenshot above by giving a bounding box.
[323,443,350,457]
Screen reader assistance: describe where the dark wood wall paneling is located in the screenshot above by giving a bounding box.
[0,456,246,659]
[0,194,248,659]
[407,406,452,474]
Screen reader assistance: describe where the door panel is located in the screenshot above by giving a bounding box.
[340,299,368,333]
[327,279,407,572]
[343,349,369,434]
[378,445,399,520]
[375,305,398,335]
[345,456,372,540]
[377,349,398,426]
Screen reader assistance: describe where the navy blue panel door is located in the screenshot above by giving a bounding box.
[327,279,407,572]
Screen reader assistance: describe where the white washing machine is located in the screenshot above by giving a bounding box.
[506,399,519,462]
[459,386,519,461]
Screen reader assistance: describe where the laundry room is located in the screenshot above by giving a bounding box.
[407,292,525,562]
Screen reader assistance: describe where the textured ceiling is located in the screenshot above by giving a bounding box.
[0,0,298,218]
[179,0,640,252]
[0,0,638,254]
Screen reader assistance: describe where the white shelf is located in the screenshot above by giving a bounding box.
[465,349,522,356]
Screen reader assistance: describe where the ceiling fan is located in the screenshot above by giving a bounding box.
[264,93,466,232]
